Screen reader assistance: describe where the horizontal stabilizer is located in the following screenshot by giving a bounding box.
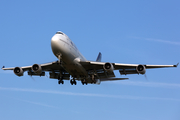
[174,63,179,67]
[101,78,129,81]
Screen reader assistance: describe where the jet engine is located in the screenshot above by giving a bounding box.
[103,62,114,73]
[32,64,42,74]
[14,67,24,76]
[136,65,146,74]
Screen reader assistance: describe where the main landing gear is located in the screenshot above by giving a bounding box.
[58,76,64,84]
[81,82,88,85]
[70,79,77,85]
[81,80,88,85]
[57,76,89,85]
[58,80,64,84]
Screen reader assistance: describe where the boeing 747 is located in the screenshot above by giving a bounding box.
[2,31,178,85]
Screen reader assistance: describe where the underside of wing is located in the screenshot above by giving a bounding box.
[2,61,70,80]
[80,60,178,77]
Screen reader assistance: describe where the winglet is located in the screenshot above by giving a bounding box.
[96,52,102,62]
[174,63,179,67]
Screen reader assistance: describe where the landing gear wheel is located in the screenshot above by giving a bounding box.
[58,80,64,84]
[81,80,88,85]
[58,75,64,85]
[70,80,73,85]
[58,80,61,84]
[70,79,77,85]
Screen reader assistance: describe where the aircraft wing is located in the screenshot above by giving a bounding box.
[114,63,178,69]
[80,61,178,76]
[2,61,70,79]
[2,61,66,72]
[2,60,178,82]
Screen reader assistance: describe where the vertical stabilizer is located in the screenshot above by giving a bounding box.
[96,52,102,62]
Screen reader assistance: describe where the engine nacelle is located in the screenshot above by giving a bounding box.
[32,64,42,74]
[136,65,146,74]
[103,62,114,73]
[14,67,24,76]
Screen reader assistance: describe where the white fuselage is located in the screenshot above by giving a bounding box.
[51,31,88,79]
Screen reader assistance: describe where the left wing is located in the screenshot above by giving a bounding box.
[82,61,178,69]
[80,61,178,77]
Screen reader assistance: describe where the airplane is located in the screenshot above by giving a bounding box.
[2,31,178,85]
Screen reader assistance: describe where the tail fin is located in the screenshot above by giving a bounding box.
[96,52,102,62]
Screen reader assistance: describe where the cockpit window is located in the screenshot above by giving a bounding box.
[56,32,63,35]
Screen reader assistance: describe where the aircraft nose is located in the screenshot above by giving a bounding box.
[51,35,59,43]
[51,35,61,54]
[51,35,61,48]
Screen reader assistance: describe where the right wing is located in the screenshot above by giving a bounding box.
[80,60,178,79]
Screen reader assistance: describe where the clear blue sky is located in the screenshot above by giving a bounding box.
[0,0,180,120]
